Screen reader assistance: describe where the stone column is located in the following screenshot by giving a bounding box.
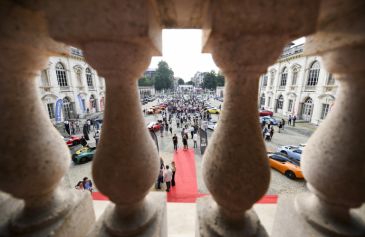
[0,1,95,236]
[197,1,320,236]
[272,0,365,236]
[84,42,166,237]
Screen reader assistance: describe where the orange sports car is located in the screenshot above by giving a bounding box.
[267,152,304,179]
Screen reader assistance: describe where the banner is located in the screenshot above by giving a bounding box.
[77,94,86,112]
[199,127,208,155]
[55,99,63,123]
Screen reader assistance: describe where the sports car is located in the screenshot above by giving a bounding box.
[64,135,81,146]
[207,108,220,114]
[259,110,273,117]
[147,122,161,132]
[268,152,303,179]
[277,145,302,161]
[72,147,96,164]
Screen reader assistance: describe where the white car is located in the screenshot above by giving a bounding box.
[207,121,218,130]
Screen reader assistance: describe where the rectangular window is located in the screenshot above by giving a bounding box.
[292,71,298,85]
[47,103,55,119]
[321,104,330,119]
[263,75,268,87]
[268,97,271,107]
[327,74,335,85]
[288,99,293,112]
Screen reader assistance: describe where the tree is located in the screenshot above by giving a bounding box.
[202,71,218,90]
[216,73,225,86]
[138,76,154,86]
[177,78,185,85]
[186,80,195,86]
[154,61,174,91]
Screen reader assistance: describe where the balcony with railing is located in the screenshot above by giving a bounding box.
[278,85,286,90]
[304,85,317,91]
[322,85,337,93]
[279,44,304,59]
[60,85,71,91]
[289,85,297,91]
[0,1,364,237]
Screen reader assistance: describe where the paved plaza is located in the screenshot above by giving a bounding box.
[64,97,315,197]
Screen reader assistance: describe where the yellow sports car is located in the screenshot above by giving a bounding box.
[207,108,220,114]
[75,146,90,155]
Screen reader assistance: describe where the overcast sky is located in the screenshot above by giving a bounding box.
[149,30,305,81]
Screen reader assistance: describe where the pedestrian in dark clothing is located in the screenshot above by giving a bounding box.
[83,123,90,140]
[270,127,274,139]
[278,122,282,133]
[80,136,88,147]
[281,119,285,130]
[293,115,297,127]
[169,127,172,135]
[64,121,70,135]
[157,168,164,189]
[288,115,292,126]
[268,122,271,129]
[182,134,188,150]
[171,161,176,187]
[173,134,178,151]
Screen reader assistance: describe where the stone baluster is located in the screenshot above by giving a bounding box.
[0,1,95,236]
[42,1,165,236]
[197,1,320,236]
[85,42,166,237]
[272,0,365,236]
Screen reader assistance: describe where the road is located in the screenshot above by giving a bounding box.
[65,97,311,195]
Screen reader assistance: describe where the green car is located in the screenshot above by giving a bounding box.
[72,147,96,164]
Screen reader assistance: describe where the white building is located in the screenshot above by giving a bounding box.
[258,43,338,124]
[191,71,205,86]
[37,47,106,124]
[216,86,224,97]
[139,86,156,98]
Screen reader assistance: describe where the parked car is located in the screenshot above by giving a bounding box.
[72,147,96,164]
[147,122,161,132]
[259,116,279,126]
[267,152,303,179]
[207,108,220,114]
[259,110,273,117]
[207,121,218,130]
[277,145,303,161]
[64,135,81,146]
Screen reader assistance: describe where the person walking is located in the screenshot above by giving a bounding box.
[270,126,275,140]
[160,122,164,137]
[157,166,164,190]
[182,134,188,150]
[169,126,172,135]
[171,161,176,187]
[94,130,100,146]
[83,123,90,140]
[172,134,178,152]
[288,115,292,126]
[278,122,282,133]
[193,132,198,148]
[293,115,297,127]
[281,118,285,130]
[164,165,173,192]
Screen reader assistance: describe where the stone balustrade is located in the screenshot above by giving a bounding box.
[0,0,364,237]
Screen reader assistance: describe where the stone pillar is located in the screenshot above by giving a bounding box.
[0,1,95,236]
[42,1,165,236]
[85,42,167,237]
[272,0,365,236]
[197,1,320,236]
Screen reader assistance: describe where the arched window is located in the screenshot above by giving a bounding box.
[307,61,320,86]
[74,67,83,87]
[86,68,94,88]
[63,97,73,120]
[262,75,268,87]
[56,63,68,87]
[327,73,335,85]
[302,97,314,121]
[291,67,299,85]
[277,95,284,109]
[280,67,288,87]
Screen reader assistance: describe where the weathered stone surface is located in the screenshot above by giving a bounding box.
[90,192,167,237]
[197,196,268,237]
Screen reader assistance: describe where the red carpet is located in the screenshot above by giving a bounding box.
[167,148,203,202]
[92,148,278,204]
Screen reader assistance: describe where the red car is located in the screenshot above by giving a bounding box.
[147,122,161,132]
[64,135,81,146]
[259,110,273,117]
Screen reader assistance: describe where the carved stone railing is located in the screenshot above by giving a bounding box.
[0,1,95,236]
[197,1,320,236]
[1,0,364,237]
[272,0,365,236]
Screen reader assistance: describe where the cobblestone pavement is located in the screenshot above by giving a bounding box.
[65,98,313,196]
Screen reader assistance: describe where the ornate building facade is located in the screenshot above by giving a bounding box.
[259,43,338,124]
[37,47,106,123]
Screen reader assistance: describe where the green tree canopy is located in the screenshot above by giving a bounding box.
[201,71,225,90]
[154,61,174,91]
[177,78,185,85]
[138,76,154,86]
[186,80,195,86]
